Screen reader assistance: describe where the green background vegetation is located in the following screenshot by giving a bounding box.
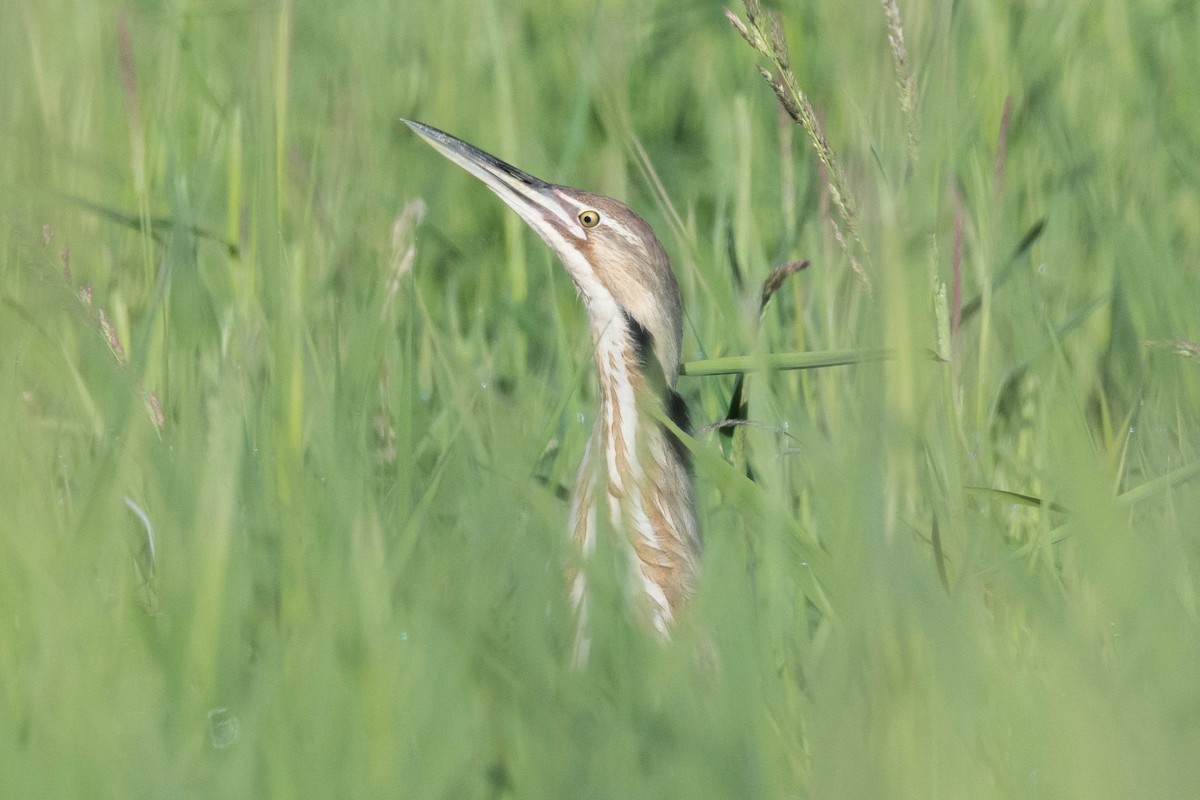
[3,0,1199,796]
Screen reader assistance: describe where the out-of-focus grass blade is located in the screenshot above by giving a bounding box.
[56,192,239,256]
[651,404,834,617]
[980,462,1200,551]
[930,516,949,590]
[683,348,889,377]
[965,460,1200,517]
[960,217,1047,324]
[1117,461,1200,508]
[1046,461,1200,543]
[993,293,1109,422]
[964,485,1068,513]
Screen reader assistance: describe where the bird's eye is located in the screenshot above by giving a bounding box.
[578,209,601,228]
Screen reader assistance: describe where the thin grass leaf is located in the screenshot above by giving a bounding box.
[1117,461,1200,508]
[964,485,1069,513]
[683,348,890,377]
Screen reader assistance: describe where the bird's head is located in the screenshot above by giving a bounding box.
[404,119,684,384]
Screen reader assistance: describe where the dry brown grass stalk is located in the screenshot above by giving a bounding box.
[724,2,871,292]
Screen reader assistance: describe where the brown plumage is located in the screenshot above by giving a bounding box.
[404,121,700,652]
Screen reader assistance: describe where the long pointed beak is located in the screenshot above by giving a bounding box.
[402,119,585,241]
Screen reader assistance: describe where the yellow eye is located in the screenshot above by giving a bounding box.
[578,209,601,228]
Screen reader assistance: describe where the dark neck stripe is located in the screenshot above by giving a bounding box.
[620,308,693,473]
[621,309,655,373]
[664,388,694,474]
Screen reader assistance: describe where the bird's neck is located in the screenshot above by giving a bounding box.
[584,307,697,631]
[568,294,698,635]
[590,313,646,496]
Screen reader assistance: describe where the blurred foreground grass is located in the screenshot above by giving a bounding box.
[2,0,1199,797]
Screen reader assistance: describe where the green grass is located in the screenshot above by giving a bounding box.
[3,0,1199,797]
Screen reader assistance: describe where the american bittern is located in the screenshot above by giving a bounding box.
[404,120,699,650]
